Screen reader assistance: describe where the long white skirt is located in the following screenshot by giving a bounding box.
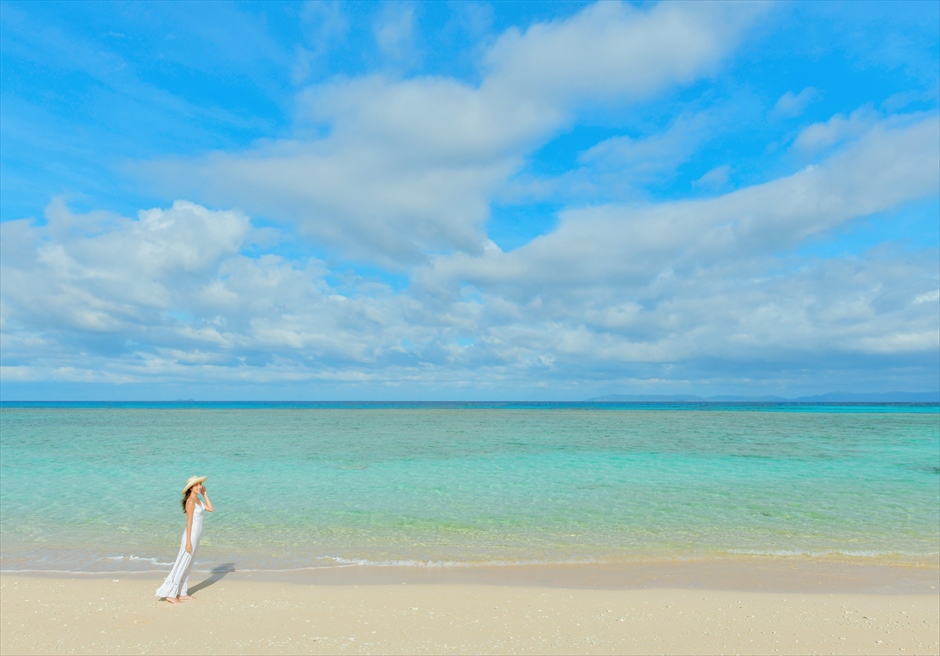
[155,505,204,598]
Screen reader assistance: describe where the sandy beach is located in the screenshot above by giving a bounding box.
[2,564,938,655]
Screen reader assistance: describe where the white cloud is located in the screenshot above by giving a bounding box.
[1,204,400,380]
[881,87,939,112]
[1,200,250,334]
[9,116,938,391]
[145,1,761,265]
[423,114,939,295]
[693,164,731,188]
[4,3,938,397]
[374,2,419,68]
[773,87,821,117]
[502,101,746,204]
[913,289,940,304]
[792,105,880,152]
[291,1,348,84]
[483,1,763,107]
[578,111,715,181]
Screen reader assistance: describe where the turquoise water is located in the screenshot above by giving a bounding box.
[1,404,937,572]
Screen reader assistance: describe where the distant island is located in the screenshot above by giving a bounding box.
[584,392,940,403]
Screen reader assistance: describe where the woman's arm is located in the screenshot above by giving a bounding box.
[201,488,214,512]
[185,497,195,553]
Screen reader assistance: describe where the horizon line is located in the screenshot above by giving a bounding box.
[2,398,938,404]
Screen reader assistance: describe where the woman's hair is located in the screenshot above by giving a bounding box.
[181,489,193,513]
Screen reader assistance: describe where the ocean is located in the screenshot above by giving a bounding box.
[1,403,937,573]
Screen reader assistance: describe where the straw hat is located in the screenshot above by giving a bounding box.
[182,475,207,495]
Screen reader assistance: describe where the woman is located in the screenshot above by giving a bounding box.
[155,475,214,603]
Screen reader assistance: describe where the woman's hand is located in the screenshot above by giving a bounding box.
[201,486,214,512]
[186,541,193,554]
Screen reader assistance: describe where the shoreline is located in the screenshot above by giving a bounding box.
[2,572,938,655]
[4,556,938,594]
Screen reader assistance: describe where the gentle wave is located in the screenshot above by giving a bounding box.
[720,548,940,559]
[4,549,938,576]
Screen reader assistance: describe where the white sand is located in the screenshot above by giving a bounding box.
[2,573,938,655]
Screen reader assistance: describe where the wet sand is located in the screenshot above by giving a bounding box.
[2,560,938,655]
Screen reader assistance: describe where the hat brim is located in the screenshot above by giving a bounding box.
[182,476,207,494]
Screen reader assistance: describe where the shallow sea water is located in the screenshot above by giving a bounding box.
[1,403,937,573]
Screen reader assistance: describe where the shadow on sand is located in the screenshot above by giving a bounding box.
[189,563,236,594]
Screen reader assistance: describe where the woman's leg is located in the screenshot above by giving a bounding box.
[177,547,198,600]
[178,577,194,600]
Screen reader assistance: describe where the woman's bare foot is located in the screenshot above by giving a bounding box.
[165,597,181,604]
[178,595,196,601]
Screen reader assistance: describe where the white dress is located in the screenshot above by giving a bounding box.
[155,501,205,598]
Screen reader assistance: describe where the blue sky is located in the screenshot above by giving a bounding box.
[1,0,938,401]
